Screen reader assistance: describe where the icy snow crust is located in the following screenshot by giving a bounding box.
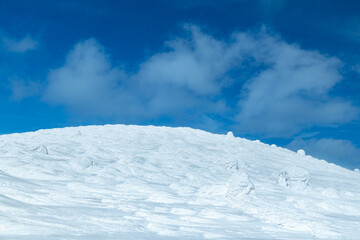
[0,125,359,239]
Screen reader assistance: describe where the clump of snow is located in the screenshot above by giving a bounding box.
[226,160,239,171]
[354,168,360,173]
[271,144,277,147]
[32,145,48,154]
[226,160,249,172]
[226,171,255,199]
[226,131,234,137]
[321,188,339,198]
[297,149,306,156]
[277,166,310,191]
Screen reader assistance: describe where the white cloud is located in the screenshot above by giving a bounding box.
[136,25,241,95]
[41,26,358,136]
[42,28,234,125]
[235,30,358,137]
[43,39,127,117]
[3,36,38,53]
[287,138,360,169]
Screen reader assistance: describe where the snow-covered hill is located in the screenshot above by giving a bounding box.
[0,125,359,239]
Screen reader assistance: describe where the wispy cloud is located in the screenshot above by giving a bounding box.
[40,25,358,135]
[235,29,358,137]
[287,138,360,169]
[42,29,232,125]
[9,78,41,101]
[43,39,127,117]
[3,35,38,53]
[136,25,237,95]
[332,16,360,45]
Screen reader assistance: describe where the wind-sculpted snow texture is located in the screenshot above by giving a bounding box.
[0,125,359,239]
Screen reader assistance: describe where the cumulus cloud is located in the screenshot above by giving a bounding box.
[3,36,38,53]
[41,25,358,136]
[287,138,360,169]
[137,25,238,95]
[43,39,128,117]
[235,30,358,137]
[42,28,237,125]
[42,36,227,124]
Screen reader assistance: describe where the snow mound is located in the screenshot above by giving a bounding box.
[321,188,339,198]
[32,145,48,154]
[226,131,234,137]
[277,166,310,191]
[297,149,306,156]
[226,160,240,171]
[226,171,255,199]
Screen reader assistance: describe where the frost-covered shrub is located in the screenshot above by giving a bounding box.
[226,160,239,171]
[277,166,310,191]
[226,171,254,198]
[226,160,249,172]
[32,145,48,155]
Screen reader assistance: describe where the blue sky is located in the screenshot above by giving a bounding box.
[1,0,360,169]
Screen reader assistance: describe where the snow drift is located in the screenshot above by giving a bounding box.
[0,125,359,239]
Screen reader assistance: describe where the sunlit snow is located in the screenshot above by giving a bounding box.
[0,125,359,239]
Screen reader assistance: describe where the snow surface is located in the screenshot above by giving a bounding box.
[0,124,359,239]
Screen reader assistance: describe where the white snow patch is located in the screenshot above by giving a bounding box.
[0,124,358,239]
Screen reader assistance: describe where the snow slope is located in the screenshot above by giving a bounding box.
[0,125,359,239]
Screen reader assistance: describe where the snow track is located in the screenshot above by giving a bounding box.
[0,125,359,239]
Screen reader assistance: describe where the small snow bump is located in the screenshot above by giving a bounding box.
[226,160,249,171]
[321,188,339,198]
[354,168,360,173]
[226,131,234,137]
[32,145,48,155]
[297,149,306,156]
[226,171,255,199]
[254,140,260,143]
[226,160,239,171]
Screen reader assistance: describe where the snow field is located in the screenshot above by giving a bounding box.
[0,124,359,239]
